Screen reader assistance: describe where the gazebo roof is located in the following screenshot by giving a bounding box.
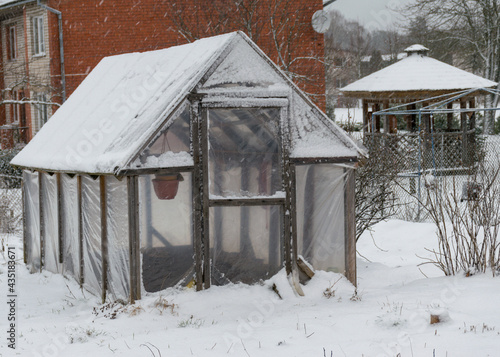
[341,46,497,98]
[12,31,361,175]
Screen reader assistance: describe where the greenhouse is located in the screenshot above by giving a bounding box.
[12,31,361,303]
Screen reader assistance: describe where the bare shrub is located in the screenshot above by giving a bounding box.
[355,136,401,241]
[423,161,500,276]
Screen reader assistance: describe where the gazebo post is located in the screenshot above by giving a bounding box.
[362,100,368,135]
[447,102,453,131]
[383,100,390,133]
[468,97,476,165]
[460,99,468,165]
[374,103,381,133]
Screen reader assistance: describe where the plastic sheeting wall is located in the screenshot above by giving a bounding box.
[41,173,60,273]
[209,205,282,285]
[81,176,102,296]
[296,164,347,273]
[106,177,130,300]
[61,175,79,280]
[23,170,40,272]
[139,172,193,292]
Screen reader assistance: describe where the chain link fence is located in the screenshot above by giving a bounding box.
[361,132,500,222]
[0,174,22,234]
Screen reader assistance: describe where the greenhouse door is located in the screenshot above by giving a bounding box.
[203,105,287,285]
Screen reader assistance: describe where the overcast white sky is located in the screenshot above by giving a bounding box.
[325,0,416,30]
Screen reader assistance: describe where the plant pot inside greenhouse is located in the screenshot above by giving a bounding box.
[152,173,184,200]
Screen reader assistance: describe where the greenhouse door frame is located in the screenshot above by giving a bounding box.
[191,96,294,290]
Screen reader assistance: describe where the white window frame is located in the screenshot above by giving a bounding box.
[32,16,45,56]
[11,91,19,124]
[8,25,17,60]
[34,93,48,130]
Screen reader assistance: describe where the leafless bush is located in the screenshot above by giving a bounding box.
[355,138,401,241]
[423,161,500,276]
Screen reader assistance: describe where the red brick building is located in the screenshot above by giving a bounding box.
[0,0,325,148]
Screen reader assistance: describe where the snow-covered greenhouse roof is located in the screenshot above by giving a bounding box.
[341,45,497,97]
[12,31,361,174]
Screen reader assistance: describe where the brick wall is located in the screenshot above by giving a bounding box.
[47,0,325,109]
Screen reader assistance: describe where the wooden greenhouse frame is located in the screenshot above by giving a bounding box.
[14,32,361,303]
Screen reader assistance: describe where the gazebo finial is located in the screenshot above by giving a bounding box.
[404,44,429,56]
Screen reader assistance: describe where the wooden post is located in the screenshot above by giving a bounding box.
[127,175,140,303]
[99,176,108,304]
[240,165,251,255]
[77,175,84,286]
[362,100,369,135]
[468,97,476,166]
[201,107,211,289]
[56,173,63,264]
[344,168,356,286]
[388,115,397,134]
[302,166,315,257]
[39,171,44,272]
[373,103,381,133]
[190,97,204,291]
[22,175,27,264]
[447,102,453,131]
[409,103,417,132]
[289,163,298,275]
[460,99,468,165]
[383,100,390,133]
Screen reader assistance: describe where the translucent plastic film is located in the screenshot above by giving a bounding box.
[139,172,193,292]
[61,174,79,281]
[23,170,40,272]
[296,165,347,273]
[208,108,282,198]
[106,176,130,301]
[132,103,192,170]
[81,176,102,296]
[209,205,282,285]
[41,173,60,273]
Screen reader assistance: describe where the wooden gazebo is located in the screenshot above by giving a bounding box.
[341,45,497,135]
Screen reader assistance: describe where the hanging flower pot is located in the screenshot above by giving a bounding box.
[152,173,184,200]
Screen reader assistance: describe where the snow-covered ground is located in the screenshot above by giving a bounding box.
[1,220,499,357]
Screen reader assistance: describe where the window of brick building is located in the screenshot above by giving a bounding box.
[32,16,45,56]
[11,91,19,123]
[34,93,48,130]
[7,25,17,60]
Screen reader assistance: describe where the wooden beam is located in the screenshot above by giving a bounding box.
[460,99,468,165]
[291,156,357,165]
[362,100,368,135]
[289,163,298,275]
[100,176,108,304]
[383,100,390,133]
[344,168,356,286]
[119,166,194,176]
[209,197,285,207]
[127,175,140,303]
[201,107,211,289]
[77,175,84,287]
[56,173,63,264]
[39,171,44,272]
[447,102,453,130]
[191,99,204,291]
[22,175,27,264]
